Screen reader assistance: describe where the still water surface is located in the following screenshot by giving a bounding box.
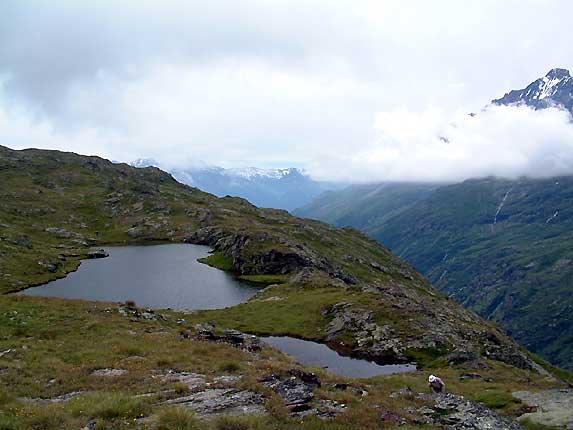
[20,244,416,377]
[262,336,416,378]
[19,244,258,309]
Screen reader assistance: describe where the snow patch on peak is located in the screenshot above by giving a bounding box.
[224,167,303,180]
[493,68,573,111]
[130,158,159,168]
[536,71,569,100]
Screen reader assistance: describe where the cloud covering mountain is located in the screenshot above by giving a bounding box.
[1,1,573,182]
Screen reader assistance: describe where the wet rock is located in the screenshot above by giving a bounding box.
[164,388,265,417]
[91,368,128,377]
[513,389,573,429]
[87,248,109,259]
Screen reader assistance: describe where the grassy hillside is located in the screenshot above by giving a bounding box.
[294,183,437,230]
[0,146,569,429]
[296,177,573,370]
[0,145,527,366]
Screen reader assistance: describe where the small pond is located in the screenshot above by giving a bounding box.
[18,244,259,310]
[261,336,416,378]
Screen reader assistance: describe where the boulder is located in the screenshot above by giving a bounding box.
[87,248,109,259]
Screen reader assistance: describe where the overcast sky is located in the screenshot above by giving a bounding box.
[1,0,573,182]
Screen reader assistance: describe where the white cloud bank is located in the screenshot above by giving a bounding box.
[1,0,573,183]
[309,105,573,182]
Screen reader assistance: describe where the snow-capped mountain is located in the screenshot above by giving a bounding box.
[492,68,573,112]
[130,158,160,169]
[224,167,299,180]
[129,160,343,211]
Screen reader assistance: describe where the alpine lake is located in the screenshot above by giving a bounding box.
[19,244,415,378]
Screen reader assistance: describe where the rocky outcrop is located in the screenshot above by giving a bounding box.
[118,303,165,322]
[86,248,109,259]
[394,388,522,429]
[428,393,523,430]
[195,324,263,352]
[91,368,128,377]
[185,228,357,283]
[163,388,266,417]
[261,370,346,418]
[323,302,409,363]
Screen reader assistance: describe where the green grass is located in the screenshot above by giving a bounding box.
[297,175,573,371]
[473,389,522,411]
[192,285,358,339]
[0,294,566,430]
[68,392,148,420]
[212,415,267,430]
[198,253,236,272]
[520,418,563,430]
[238,274,290,285]
[0,146,570,430]
[156,408,200,430]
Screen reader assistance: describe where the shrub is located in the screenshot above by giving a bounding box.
[156,407,200,430]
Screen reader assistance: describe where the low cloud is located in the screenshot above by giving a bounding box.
[309,105,573,182]
[1,1,573,183]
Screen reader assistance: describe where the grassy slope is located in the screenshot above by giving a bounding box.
[294,182,437,230]
[0,146,569,428]
[374,177,573,370]
[0,295,563,430]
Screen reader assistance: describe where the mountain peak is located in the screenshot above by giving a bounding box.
[130,158,159,168]
[492,67,573,112]
[545,67,570,80]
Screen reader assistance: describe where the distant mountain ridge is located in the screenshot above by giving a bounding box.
[130,159,342,211]
[492,67,573,112]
